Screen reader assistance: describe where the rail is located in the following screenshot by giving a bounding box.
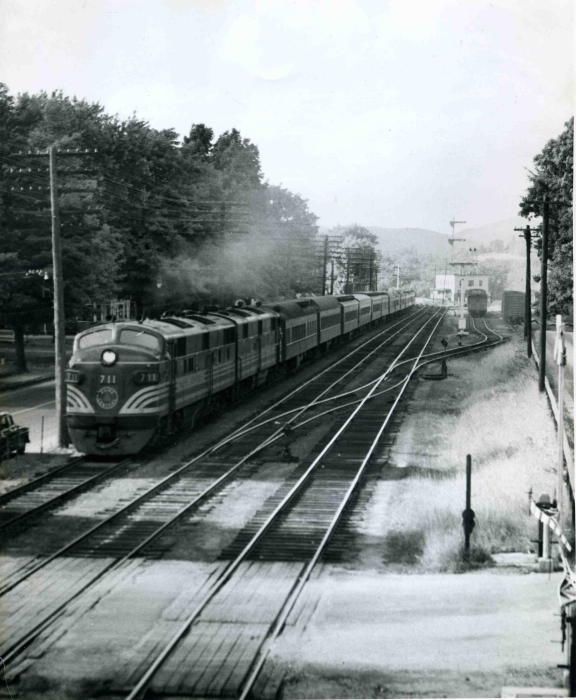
[0,307,437,667]
[124,309,446,699]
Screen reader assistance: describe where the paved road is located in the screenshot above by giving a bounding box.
[0,380,58,453]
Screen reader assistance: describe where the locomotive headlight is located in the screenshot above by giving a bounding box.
[101,349,118,366]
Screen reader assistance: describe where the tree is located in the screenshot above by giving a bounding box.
[0,89,125,352]
[519,118,573,315]
[211,128,263,193]
[0,82,324,345]
[182,123,214,161]
[0,85,49,369]
[331,225,379,293]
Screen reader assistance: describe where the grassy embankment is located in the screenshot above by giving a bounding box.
[366,334,560,572]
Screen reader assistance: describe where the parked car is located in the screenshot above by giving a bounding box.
[0,413,29,459]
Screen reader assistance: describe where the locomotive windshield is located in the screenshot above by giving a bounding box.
[78,329,114,349]
[119,328,162,353]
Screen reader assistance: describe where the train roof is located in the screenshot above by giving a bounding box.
[306,296,341,311]
[114,316,236,339]
[207,307,276,325]
[351,293,371,303]
[262,298,318,319]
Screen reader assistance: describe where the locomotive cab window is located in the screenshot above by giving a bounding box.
[78,329,113,349]
[119,329,161,353]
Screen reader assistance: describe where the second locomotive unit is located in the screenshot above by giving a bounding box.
[66,290,415,455]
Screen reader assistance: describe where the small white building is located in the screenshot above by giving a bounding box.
[432,273,490,305]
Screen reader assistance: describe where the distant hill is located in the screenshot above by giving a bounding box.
[320,219,529,257]
[367,227,450,255]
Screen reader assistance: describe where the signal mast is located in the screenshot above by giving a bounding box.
[448,218,473,333]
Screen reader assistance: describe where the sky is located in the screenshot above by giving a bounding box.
[0,0,573,233]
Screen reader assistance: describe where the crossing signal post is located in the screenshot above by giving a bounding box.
[462,454,476,559]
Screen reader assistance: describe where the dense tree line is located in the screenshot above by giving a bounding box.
[519,117,573,317]
[0,84,321,367]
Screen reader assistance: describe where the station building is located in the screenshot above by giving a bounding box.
[432,273,490,305]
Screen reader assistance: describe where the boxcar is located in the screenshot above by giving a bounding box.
[502,290,525,322]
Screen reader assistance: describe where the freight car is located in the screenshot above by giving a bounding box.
[66,290,415,455]
[502,290,525,322]
[466,289,488,317]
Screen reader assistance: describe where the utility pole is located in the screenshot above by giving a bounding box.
[539,194,549,393]
[321,236,328,296]
[368,250,374,291]
[395,264,400,289]
[330,258,335,295]
[515,224,539,358]
[49,146,68,448]
[345,249,351,294]
[10,147,97,447]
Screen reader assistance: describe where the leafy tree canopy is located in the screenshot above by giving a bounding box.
[519,117,573,315]
[0,81,323,354]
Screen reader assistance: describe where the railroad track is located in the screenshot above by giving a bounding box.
[0,307,435,669]
[2,309,507,693]
[119,306,447,699]
[0,456,130,533]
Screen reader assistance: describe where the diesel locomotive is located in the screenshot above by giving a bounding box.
[66,290,415,455]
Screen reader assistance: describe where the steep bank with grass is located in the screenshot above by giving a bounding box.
[359,315,558,572]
